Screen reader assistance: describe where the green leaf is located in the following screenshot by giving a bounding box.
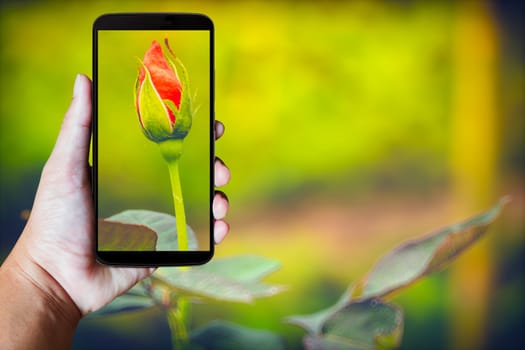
[351,197,509,300]
[151,255,284,303]
[98,219,157,251]
[198,255,281,282]
[153,269,255,303]
[323,301,403,349]
[190,321,285,350]
[302,301,403,350]
[89,293,156,317]
[107,210,198,250]
[138,64,173,141]
[286,289,351,335]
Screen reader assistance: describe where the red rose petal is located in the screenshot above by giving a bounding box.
[139,40,182,123]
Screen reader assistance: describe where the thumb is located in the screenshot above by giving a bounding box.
[47,74,92,174]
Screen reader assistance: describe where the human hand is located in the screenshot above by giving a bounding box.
[0,74,230,323]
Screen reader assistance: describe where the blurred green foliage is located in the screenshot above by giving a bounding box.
[0,1,457,201]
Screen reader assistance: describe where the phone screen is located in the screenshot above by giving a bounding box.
[93,14,214,265]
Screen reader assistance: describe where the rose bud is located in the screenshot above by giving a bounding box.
[135,39,193,143]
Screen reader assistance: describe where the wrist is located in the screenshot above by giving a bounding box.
[0,250,81,349]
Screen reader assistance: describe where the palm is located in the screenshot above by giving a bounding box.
[23,162,150,316]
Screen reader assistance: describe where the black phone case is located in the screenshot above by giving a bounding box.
[93,13,214,266]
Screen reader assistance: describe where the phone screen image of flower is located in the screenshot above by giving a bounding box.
[97,30,211,251]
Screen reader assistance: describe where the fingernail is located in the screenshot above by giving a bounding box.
[73,74,82,97]
[213,198,227,219]
[214,221,229,244]
[215,121,224,137]
[214,160,230,187]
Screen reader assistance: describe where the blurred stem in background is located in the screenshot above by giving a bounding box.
[450,0,499,349]
[167,296,191,349]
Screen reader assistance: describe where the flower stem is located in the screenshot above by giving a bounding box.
[166,296,191,349]
[159,139,188,251]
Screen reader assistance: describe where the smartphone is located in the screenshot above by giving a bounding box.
[93,13,214,266]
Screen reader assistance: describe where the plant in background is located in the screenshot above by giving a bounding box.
[95,31,511,350]
[96,198,509,349]
[97,210,285,348]
[285,197,509,349]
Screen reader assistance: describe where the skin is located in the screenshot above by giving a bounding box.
[0,74,230,349]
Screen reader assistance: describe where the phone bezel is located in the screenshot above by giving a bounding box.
[93,13,215,266]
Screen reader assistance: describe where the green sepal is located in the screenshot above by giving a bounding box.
[133,75,139,110]
[166,54,193,138]
[138,64,173,142]
[164,99,190,139]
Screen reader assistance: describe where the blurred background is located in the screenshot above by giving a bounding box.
[1,1,523,349]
